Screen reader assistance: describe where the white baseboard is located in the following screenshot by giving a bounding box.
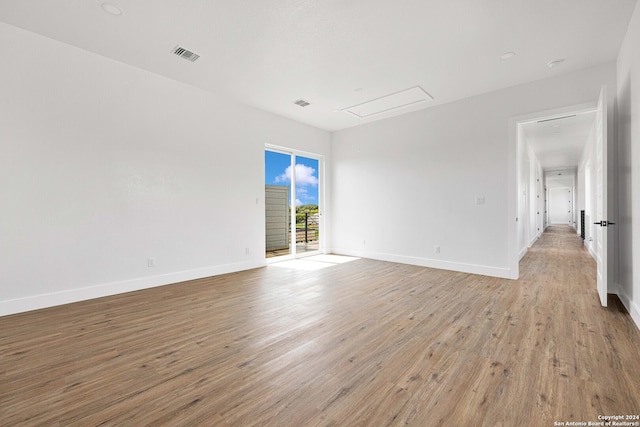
[585,240,597,261]
[616,284,640,331]
[519,246,528,261]
[330,248,512,279]
[0,259,266,317]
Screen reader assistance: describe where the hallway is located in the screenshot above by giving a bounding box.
[1,226,639,425]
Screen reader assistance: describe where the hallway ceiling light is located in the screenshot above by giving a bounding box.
[547,59,565,68]
[500,51,516,60]
[537,114,576,124]
[101,3,123,16]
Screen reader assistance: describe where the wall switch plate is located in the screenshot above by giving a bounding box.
[434,246,441,254]
[148,257,155,267]
[475,196,486,205]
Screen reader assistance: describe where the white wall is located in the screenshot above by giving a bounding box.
[517,128,543,260]
[331,62,616,279]
[578,123,598,258]
[517,125,530,259]
[616,1,640,328]
[0,22,331,316]
[576,165,585,236]
[531,157,544,240]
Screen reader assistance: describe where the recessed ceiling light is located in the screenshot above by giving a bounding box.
[547,59,565,68]
[101,3,123,16]
[500,52,516,60]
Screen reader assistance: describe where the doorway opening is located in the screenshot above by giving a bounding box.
[265,146,323,260]
[509,101,599,279]
[510,86,610,306]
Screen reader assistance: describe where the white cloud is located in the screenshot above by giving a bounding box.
[295,198,303,206]
[275,164,318,187]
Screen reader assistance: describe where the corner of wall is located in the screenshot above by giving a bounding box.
[616,284,640,331]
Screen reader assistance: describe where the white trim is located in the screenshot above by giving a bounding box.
[0,260,265,317]
[509,102,597,281]
[616,284,640,331]
[265,143,321,160]
[265,249,322,264]
[519,246,528,261]
[331,249,512,279]
[507,118,519,279]
[585,240,598,261]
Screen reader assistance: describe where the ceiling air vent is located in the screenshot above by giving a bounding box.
[294,99,311,107]
[172,45,200,62]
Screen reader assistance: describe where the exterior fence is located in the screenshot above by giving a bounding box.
[295,212,319,243]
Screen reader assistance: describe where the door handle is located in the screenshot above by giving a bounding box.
[594,221,616,227]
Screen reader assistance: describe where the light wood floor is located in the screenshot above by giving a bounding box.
[1,226,639,426]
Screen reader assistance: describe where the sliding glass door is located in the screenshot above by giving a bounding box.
[265,147,322,260]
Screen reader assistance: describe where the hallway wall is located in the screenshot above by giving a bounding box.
[616,1,640,328]
[517,127,543,260]
[331,63,616,279]
[578,121,598,259]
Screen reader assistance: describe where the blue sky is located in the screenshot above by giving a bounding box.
[265,151,319,206]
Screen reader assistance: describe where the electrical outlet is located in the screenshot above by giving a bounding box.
[245,247,250,255]
[148,257,155,267]
[434,246,441,254]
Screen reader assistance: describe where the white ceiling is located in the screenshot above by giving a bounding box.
[521,111,597,170]
[0,0,636,131]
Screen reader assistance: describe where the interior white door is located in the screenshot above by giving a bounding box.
[549,187,572,225]
[594,86,608,307]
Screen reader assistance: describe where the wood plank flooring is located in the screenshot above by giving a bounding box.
[1,226,639,426]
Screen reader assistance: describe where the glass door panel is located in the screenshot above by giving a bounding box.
[265,150,292,258]
[294,156,320,256]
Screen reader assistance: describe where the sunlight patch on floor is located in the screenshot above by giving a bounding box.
[269,254,360,271]
[304,254,359,264]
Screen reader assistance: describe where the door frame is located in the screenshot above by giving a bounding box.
[265,143,325,262]
[508,101,597,279]
[594,86,609,306]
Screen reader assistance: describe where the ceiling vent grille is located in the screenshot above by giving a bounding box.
[172,45,200,62]
[294,99,311,107]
